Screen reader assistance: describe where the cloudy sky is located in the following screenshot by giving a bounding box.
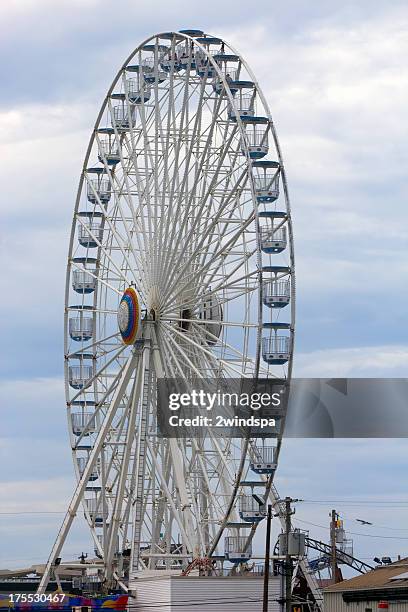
[1,0,408,574]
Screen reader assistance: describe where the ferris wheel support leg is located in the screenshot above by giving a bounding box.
[130,332,153,575]
[36,351,140,594]
[144,437,193,553]
[151,327,199,559]
[150,441,171,563]
[104,343,146,585]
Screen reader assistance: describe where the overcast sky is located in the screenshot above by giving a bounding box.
[1,0,408,574]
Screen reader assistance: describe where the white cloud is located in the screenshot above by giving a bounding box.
[294,345,408,377]
[224,11,408,185]
[0,478,71,513]
[0,103,93,145]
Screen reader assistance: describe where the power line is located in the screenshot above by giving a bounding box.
[295,503,408,532]
[340,512,408,532]
[0,597,281,610]
[126,596,281,609]
[300,499,408,506]
[294,517,408,540]
[0,511,66,515]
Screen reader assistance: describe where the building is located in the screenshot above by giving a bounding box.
[324,559,408,612]
[130,574,282,612]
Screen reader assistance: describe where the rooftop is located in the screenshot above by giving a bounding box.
[324,559,408,592]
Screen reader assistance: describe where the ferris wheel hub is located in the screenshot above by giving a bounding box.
[118,287,141,345]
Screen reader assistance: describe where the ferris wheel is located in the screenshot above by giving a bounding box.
[38,28,295,592]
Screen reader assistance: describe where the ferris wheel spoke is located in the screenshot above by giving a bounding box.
[68,343,128,403]
[198,264,259,303]
[70,259,122,296]
[182,117,240,222]
[192,343,222,378]
[162,334,211,378]
[198,255,255,301]
[123,67,178,267]
[148,52,188,294]
[190,443,222,540]
[150,45,182,286]
[73,393,134,492]
[163,316,257,329]
[199,225,255,286]
[198,440,241,530]
[158,79,223,287]
[80,185,148,298]
[195,197,254,272]
[75,216,132,286]
[159,278,257,318]
[162,210,253,309]
[163,248,257,314]
[184,332,220,377]
[188,137,245,256]
[184,168,250,271]
[153,67,194,294]
[106,103,152,285]
[158,332,188,379]
[159,325,206,379]
[207,436,237,491]
[162,282,258,319]
[190,322,270,376]
[160,212,255,311]
[161,321,248,378]
[159,119,239,296]
[128,109,155,257]
[105,194,150,297]
[66,332,121,359]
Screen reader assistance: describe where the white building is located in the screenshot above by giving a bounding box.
[130,574,282,612]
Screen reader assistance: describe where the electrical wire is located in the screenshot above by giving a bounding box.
[0,510,66,515]
[294,517,408,540]
[300,499,408,506]
[124,597,282,609]
[0,597,282,610]
[340,511,408,532]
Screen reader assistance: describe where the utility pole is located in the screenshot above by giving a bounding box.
[263,504,273,612]
[330,509,338,584]
[284,497,297,612]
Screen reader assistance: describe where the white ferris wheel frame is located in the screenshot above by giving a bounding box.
[38,29,296,594]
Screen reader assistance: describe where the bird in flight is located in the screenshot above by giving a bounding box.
[356,519,373,525]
